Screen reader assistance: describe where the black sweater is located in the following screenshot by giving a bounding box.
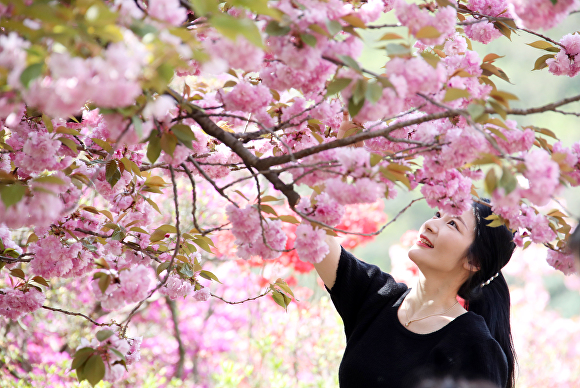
[326,247,508,388]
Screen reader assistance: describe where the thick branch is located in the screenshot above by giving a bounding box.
[256,111,457,169]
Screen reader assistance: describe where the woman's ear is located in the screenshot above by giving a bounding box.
[463,257,480,273]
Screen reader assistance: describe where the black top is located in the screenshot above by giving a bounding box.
[326,247,508,388]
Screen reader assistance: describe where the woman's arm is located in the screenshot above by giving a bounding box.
[312,112,361,289]
[313,235,342,289]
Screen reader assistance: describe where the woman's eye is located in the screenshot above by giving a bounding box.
[449,220,458,229]
[434,211,441,218]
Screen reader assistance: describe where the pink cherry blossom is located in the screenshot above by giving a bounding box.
[509,0,579,30]
[546,249,577,275]
[226,204,262,244]
[325,177,385,205]
[418,169,473,216]
[465,21,503,44]
[523,149,560,206]
[294,223,329,264]
[193,287,210,301]
[147,0,187,26]
[160,274,194,300]
[395,1,456,46]
[0,287,45,320]
[203,32,264,72]
[296,192,345,227]
[221,81,272,114]
[236,218,288,261]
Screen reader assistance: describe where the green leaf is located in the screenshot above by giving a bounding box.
[58,137,78,153]
[31,276,50,287]
[336,55,360,72]
[147,135,162,164]
[192,238,213,253]
[379,32,404,41]
[19,62,44,88]
[533,54,555,71]
[33,176,66,185]
[415,26,441,39]
[96,329,115,342]
[130,226,148,234]
[84,354,106,387]
[443,88,471,102]
[105,160,122,188]
[110,348,126,362]
[348,96,365,118]
[499,167,518,194]
[258,203,278,216]
[144,196,162,214]
[325,78,352,97]
[265,20,290,36]
[156,261,171,275]
[91,138,113,152]
[160,132,177,157]
[179,262,194,278]
[42,114,53,133]
[484,168,498,194]
[98,275,111,294]
[300,33,317,48]
[527,40,555,50]
[325,20,342,36]
[271,290,288,311]
[190,0,219,15]
[352,79,368,104]
[171,124,197,149]
[365,82,383,104]
[199,270,222,284]
[132,116,143,138]
[467,103,485,120]
[212,14,264,48]
[386,43,410,57]
[150,224,177,242]
[1,183,26,208]
[72,348,94,370]
[9,268,25,279]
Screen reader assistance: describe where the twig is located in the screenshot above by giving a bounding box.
[366,23,403,29]
[519,27,565,49]
[293,197,423,237]
[502,94,580,115]
[210,290,270,305]
[121,165,182,336]
[181,162,211,234]
[187,156,239,207]
[42,305,121,328]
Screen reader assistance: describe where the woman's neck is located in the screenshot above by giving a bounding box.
[406,274,461,314]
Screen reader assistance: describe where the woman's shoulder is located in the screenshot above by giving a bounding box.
[451,312,496,342]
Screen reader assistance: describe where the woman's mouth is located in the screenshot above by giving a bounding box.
[417,235,434,248]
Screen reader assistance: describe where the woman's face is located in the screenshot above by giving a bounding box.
[408,208,477,276]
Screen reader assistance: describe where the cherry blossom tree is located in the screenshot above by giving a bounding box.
[1,0,580,385]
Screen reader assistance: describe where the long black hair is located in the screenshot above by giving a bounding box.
[457,199,516,388]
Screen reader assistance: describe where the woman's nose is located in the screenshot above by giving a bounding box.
[424,219,438,234]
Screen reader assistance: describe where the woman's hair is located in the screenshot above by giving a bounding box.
[457,199,516,388]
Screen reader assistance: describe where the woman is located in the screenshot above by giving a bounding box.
[313,201,516,388]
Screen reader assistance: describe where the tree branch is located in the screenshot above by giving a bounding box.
[165,297,186,379]
[210,290,270,305]
[42,305,121,328]
[121,165,182,336]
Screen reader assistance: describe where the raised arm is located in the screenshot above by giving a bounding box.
[313,235,342,289]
